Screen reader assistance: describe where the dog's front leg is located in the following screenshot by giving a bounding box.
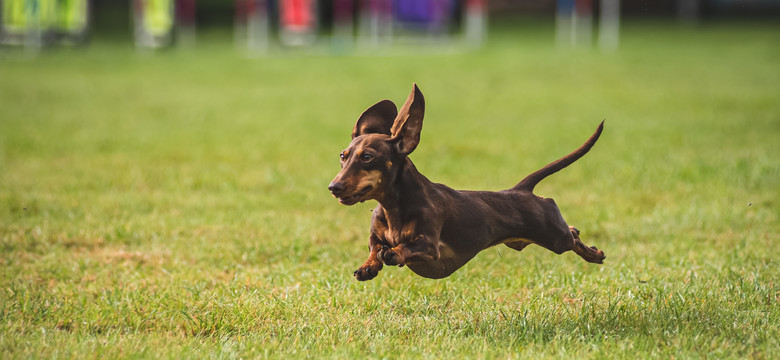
[354,234,385,281]
[379,235,440,266]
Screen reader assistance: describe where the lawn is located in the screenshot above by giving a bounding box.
[1,20,778,358]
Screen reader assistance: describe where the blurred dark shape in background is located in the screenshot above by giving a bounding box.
[1,0,778,52]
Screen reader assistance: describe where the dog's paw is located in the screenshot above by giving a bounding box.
[354,261,382,281]
[378,246,403,266]
[587,246,606,263]
[594,247,606,262]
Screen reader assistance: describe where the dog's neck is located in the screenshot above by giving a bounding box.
[376,157,430,223]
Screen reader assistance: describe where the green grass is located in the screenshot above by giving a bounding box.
[1,21,779,358]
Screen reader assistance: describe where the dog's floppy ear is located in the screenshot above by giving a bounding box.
[352,100,398,139]
[390,83,425,156]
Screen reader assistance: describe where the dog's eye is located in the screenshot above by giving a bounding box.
[360,153,374,162]
[339,152,346,161]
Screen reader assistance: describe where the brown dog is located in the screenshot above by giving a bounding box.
[329,84,605,281]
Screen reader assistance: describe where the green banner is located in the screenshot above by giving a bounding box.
[1,0,87,33]
[142,0,174,37]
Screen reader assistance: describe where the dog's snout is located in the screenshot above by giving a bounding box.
[328,181,345,195]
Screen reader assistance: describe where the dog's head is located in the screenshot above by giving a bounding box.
[329,83,425,205]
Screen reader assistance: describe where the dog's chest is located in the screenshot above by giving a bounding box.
[381,224,414,247]
[374,210,418,247]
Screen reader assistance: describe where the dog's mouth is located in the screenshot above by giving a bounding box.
[336,186,373,205]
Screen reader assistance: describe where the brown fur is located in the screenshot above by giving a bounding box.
[329,84,605,281]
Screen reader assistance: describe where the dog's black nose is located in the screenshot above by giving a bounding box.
[328,182,345,195]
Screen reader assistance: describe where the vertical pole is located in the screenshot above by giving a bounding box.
[575,0,592,47]
[133,0,146,47]
[598,0,619,52]
[236,0,271,54]
[246,0,269,53]
[25,0,42,51]
[556,0,574,48]
[332,0,353,51]
[359,0,391,48]
[463,0,486,48]
[176,0,196,47]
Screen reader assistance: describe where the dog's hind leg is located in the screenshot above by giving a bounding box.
[569,226,606,264]
[534,198,605,263]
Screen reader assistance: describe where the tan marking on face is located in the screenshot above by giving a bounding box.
[385,161,392,170]
[357,169,382,189]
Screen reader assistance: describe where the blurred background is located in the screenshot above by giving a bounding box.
[2,0,779,52]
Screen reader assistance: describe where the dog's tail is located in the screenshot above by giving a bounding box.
[513,121,604,192]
